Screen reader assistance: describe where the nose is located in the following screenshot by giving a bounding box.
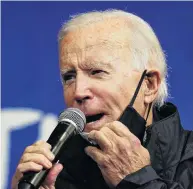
[74,74,94,105]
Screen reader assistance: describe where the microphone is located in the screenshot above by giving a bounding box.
[18,108,86,189]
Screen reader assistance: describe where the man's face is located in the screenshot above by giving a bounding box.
[59,21,146,132]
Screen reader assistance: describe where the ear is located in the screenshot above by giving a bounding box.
[144,70,161,104]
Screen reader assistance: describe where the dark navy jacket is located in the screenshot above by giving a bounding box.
[56,103,193,189]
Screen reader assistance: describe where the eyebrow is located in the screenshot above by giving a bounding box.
[82,60,113,70]
[60,68,75,75]
[60,60,114,74]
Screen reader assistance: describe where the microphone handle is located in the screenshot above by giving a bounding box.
[18,122,76,189]
[18,169,49,189]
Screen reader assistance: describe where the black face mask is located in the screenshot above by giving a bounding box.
[58,70,149,189]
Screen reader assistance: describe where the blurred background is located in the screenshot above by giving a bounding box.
[1,2,193,189]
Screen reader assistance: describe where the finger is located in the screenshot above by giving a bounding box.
[33,140,52,149]
[100,126,117,139]
[24,145,55,161]
[105,121,141,147]
[17,162,43,173]
[43,163,63,187]
[11,170,23,189]
[88,130,112,150]
[85,146,105,167]
[20,153,52,169]
[106,121,136,138]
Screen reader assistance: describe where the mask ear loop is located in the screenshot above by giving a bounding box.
[128,70,152,121]
[129,70,147,107]
[145,102,152,122]
[145,72,153,122]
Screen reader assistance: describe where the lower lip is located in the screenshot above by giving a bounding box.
[84,116,105,132]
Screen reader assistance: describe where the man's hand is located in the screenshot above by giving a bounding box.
[85,121,150,187]
[11,140,63,189]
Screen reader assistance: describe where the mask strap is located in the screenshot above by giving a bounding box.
[129,70,147,107]
[145,102,152,122]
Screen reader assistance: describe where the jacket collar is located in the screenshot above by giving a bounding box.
[145,102,185,176]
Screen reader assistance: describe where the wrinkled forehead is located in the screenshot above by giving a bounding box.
[59,19,133,59]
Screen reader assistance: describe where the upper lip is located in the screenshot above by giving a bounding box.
[71,106,107,120]
[86,113,104,123]
[76,108,106,117]
[85,112,104,117]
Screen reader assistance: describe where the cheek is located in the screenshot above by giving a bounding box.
[111,73,141,111]
[97,82,133,112]
[132,85,146,116]
[116,83,134,107]
[63,87,74,107]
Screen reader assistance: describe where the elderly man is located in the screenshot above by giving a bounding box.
[12,10,192,189]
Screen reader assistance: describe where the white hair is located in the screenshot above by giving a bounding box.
[58,9,168,107]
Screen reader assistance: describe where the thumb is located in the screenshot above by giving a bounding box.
[41,163,63,188]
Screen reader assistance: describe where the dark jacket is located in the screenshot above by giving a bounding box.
[56,103,193,189]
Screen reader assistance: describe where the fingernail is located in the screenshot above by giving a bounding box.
[49,153,55,160]
[47,161,52,167]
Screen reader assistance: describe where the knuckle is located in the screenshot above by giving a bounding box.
[132,137,141,147]
[113,120,119,125]
[112,121,121,129]
[103,121,118,131]
[34,140,45,146]
[103,122,111,127]
[93,130,101,139]
[40,148,54,160]
[46,142,52,149]
[117,138,126,149]
[103,155,111,167]
[113,120,121,126]
[24,146,32,153]
[21,153,28,162]
[100,126,109,133]
[108,140,115,151]
[28,162,35,169]
[89,130,96,135]
[38,153,45,159]
[33,153,43,162]
[17,164,22,172]
[113,120,128,131]
[119,144,129,155]
[28,162,42,170]
[90,130,99,139]
[88,146,95,154]
[118,139,131,153]
[41,141,52,149]
[112,124,117,131]
[36,144,47,153]
[39,154,49,164]
[40,147,48,155]
[116,139,124,148]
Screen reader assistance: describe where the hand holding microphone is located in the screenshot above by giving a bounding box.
[11,108,86,189]
[11,140,63,189]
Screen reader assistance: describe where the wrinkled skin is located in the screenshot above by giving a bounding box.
[11,140,63,189]
[11,18,160,189]
[85,121,150,187]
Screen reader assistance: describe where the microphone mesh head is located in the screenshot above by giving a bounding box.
[58,108,86,133]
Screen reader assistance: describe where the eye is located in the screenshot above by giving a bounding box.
[61,72,76,84]
[91,69,105,75]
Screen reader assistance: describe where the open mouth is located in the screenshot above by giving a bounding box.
[86,113,104,123]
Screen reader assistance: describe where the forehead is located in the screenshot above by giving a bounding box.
[59,19,133,67]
